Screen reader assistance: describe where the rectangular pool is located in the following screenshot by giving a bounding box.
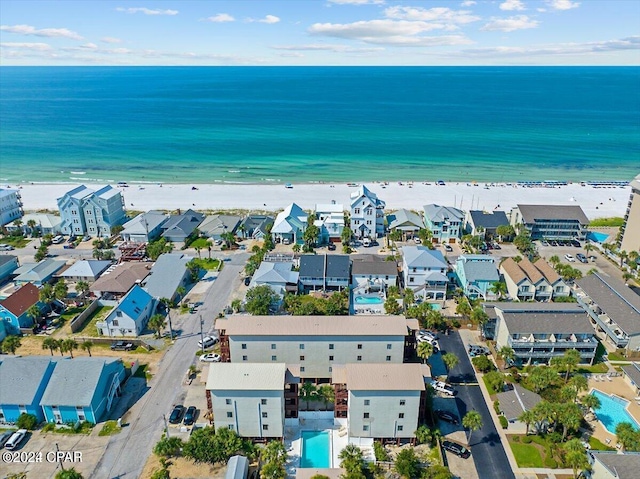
[591,389,640,434]
[354,295,383,305]
[300,430,330,468]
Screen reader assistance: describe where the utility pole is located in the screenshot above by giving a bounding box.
[200,315,205,353]
[167,309,174,342]
[55,442,65,471]
[163,414,170,438]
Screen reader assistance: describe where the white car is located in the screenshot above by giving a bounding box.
[4,429,27,450]
[52,235,65,244]
[413,237,422,244]
[0,244,14,251]
[564,254,576,262]
[430,380,457,396]
[198,336,218,349]
[199,353,221,362]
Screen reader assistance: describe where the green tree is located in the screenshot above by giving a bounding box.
[569,374,588,400]
[245,285,279,315]
[55,469,84,479]
[26,218,37,236]
[260,461,286,479]
[299,382,318,410]
[182,426,250,464]
[580,393,601,412]
[186,260,201,282]
[42,337,60,356]
[462,411,483,445]
[417,341,434,364]
[27,304,42,325]
[1,335,22,354]
[489,280,507,300]
[176,285,187,304]
[455,297,472,318]
[338,444,365,473]
[442,352,459,372]
[394,448,421,479]
[54,280,69,300]
[551,349,581,383]
[317,384,335,411]
[484,371,505,394]
[384,296,402,315]
[16,413,38,430]
[615,422,640,451]
[558,402,583,440]
[75,280,90,301]
[341,226,353,245]
[471,355,493,373]
[404,288,415,307]
[147,238,174,261]
[497,346,515,368]
[422,465,454,479]
[563,439,589,479]
[470,306,489,328]
[39,283,54,304]
[61,338,78,358]
[527,365,557,393]
[231,299,242,313]
[415,424,435,446]
[35,245,48,262]
[495,224,515,242]
[149,314,167,338]
[80,340,94,357]
[260,440,287,466]
[153,436,183,458]
[518,410,536,435]
[303,214,320,248]
[417,228,433,245]
[221,231,236,249]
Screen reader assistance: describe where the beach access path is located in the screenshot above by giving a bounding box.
[14,181,631,220]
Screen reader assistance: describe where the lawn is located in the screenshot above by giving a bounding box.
[589,217,624,227]
[509,442,544,468]
[576,362,609,374]
[589,436,615,451]
[0,235,31,248]
[191,258,222,271]
[190,238,211,249]
[72,305,113,337]
[98,420,122,436]
[607,352,627,362]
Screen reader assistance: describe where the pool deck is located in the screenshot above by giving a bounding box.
[583,375,640,445]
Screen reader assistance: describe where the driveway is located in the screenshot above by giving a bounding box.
[90,253,248,479]
[438,331,515,479]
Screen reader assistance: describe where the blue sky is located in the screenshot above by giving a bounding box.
[1,0,638,65]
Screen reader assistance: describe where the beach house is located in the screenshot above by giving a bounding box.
[298,254,350,291]
[248,261,298,297]
[97,284,155,337]
[271,203,307,245]
[161,209,204,243]
[493,303,597,366]
[0,255,19,284]
[500,257,569,301]
[573,272,640,351]
[588,451,640,479]
[59,260,113,283]
[401,246,448,300]
[495,384,542,423]
[0,188,23,227]
[120,211,168,243]
[423,204,464,244]
[315,203,345,244]
[89,262,151,299]
[142,253,192,303]
[387,209,424,240]
[454,254,500,300]
[351,254,398,289]
[206,363,289,440]
[509,204,589,241]
[0,283,43,334]
[15,213,62,236]
[57,185,126,237]
[216,315,411,381]
[350,185,385,240]
[332,363,428,444]
[40,357,126,424]
[237,215,274,240]
[619,173,640,253]
[0,356,59,423]
[464,210,509,238]
[199,214,242,240]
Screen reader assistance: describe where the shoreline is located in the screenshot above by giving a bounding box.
[10,180,631,220]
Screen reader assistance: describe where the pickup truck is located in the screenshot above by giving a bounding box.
[110,341,134,351]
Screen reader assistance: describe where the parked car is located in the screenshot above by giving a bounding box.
[418,329,438,340]
[183,406,197,426]
[444,244,453,252]
[564,254,576,262]
[541,240,550,246]
[571,240,581,247]
[413,237,422,244]
[0,244,14,251]
[110,341,134,351]
[4,429,27,450]
[468,345,490,357]
[492,243,501,250]
[214,239,223,246]
[436,410,459,425]
[442,440,471,458]
[0,430,14,448]
[244,277,252,286]
[199,353,221,363]
[198,336,218,349]
[576,253,588,263]
[82,235,91,242]
[52,235,65,244]
[68,235,77,243]
[282,238,291,245]
[362,238,371,247]
[63,243,75,249]
[169,405,185,424]
[327,243,336,251]
[430,380,456,396]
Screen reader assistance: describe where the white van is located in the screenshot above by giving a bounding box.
[52,235,65,244]
[198,336,218,349]
[4,429,27,450]
[362,238,371,247]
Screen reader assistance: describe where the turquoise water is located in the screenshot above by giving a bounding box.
[300,430,330,468]
[430,303,442,311]
[587,232,610,243]
[1,67,639,184]
[591,389,640,434]
[355,295,384,305]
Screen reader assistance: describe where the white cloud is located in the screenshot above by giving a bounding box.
[461,36,640,57]
[384,6,480,24]
[546,0,580,10]
[328,0,385,5]
[205,13,235,23]
[101,37,122,44]
[272,44,384,53]
[115,7,178,16]
[79,43,98,50]
[259,15,281,24]
[500,0,526,11]
[537,8,547,12]
[0,42,52,51]
[0,24,83,40]
[278,52,304,58]
[481,15,539,32]
[461,1,476,5]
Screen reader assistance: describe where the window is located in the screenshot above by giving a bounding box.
[228,425,234,430]
[300,356,305,361]
[397,425,404,431]
[364,400,370,406]
[355,208,360,214]
[116,311,123,318]
[329,344,334,350]
[357,344,362,349]
[227,412,233,418]
[329,355,334,361]
[261,399,267,405]
[400,400,406,406]
[271,344,276,350]
[399,413,404,419]
[226,399,231,405]
[329,366,332,373]
[299,344,305,350]
[357,356,362,361]
[242,355,248,361]
[363,412,370,419]
[300,366,305,372]
[409,277,415,283]
[386,356,391,361]
[271,355,277,361]
[262,424,269,431]
[262,412,268,418]
[387,344,392,349]
[241,344,247,349]
[363,425,369,431]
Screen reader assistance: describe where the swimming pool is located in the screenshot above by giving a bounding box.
[300,430,330,468]
[354,295,383,305]
[429,303,442,311]
[591,389,640,434]
[587,232,609,243]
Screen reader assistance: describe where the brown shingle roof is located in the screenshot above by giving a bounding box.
[0,283,39,317]
[500,258,527,284]
[89,262,151,294]
[518,258,544,284]
[533,258,560,284]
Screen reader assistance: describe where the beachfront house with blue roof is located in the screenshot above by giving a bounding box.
[401,246,448,300]
[423,204,465,244]
[0,356,58,423]
[0,255,19,284]
[237,215,274,240]
[120,211,168,243]
[57,185,126,238]
[271,203,307,245]
[0,283,43,334]
[454,254,500,300]
[40,357,126,424]
[97,285,155,337]
[142,253,193,303]
[315,203,345,244]
[13,258,66,286]
[161,209,204,243]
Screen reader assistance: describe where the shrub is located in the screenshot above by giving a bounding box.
[16,413,38,431]
[522,435,533,444]
[493,400,501,415]
[472,355,495,373]
[544,455,558,469]
[512,435,520,442]
[373,441,390,461]
[42,423,56,432]
[451,319,461,328]
[499,415,509,429]
[485,371,505,394]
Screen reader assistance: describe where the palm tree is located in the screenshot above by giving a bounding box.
[148,314,167,338]
[176,286,187,305]
[75,281,89,301]
[561,349,581,383]
[316,384,335,411]
[61,338,78,358]
[417,341,434,364]
[619,250,628,268]
[1,335,21,354]
[569,374,588,400]
[26,219,37,237]
[489,281,507,300]
[338,444,364,472]
[549,255,561,267]
[581,393,601,413]
[498,346,515,368]
[518,410,536,435]
[299,382,318,410]
[80,340,94,357]
[462,411,483,445]
[42,337,60,356]
[442,352,459,372]
[27,305,42,326]
[615,422,637,451]
[54,280,68,301]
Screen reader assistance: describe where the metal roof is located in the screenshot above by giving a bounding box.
[468,210,509,229]
[516,204,589,225]
[14,259,66,283]
[0,283,40,316]
[122,211,168,235]
[457,255,499,283]
[89,262,151,294]
[423,204,464,223]
[206,363,286,391]
[496,384,542,420]
[143,253,192,299]
[388,209,423,230]
[402,246,447,269]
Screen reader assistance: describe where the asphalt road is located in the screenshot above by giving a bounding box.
[438,331,515,479]
[92,252,248,479]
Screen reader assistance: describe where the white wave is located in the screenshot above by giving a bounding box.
[70,171,86,175]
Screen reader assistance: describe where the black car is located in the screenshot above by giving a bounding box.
[327,243,336,251]
[576,253,588,263]
[571,240,581,248]
[0,430,14,448]
[436,410,459,424]
[110,341,134,351]
[442,440,471,458]
[244,277,251,286]
[169,405,185,424]
[183,406,197,425]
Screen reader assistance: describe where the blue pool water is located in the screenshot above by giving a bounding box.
[300,430,330,468]
[429,303,442,311]
[587,232,610,243]
[592,389,640,434]
[355,295,384,305]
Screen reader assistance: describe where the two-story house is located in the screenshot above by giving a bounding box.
[97,285,155,337]
[120,211,168,243]
[332,363,428,444]
[89,262,151,299]
[423,204,464,244]
[500,257,569,301]
[272,203,307,245]
[248,261,299,297]
[350,185,385,240]
[0,188,23,227]
[57,185,126,237]
[161,209,204,243]
[298,255,350,292]
[464,210,509,238]
[454,255,500,300]
[387,209,424,241]
[199,214,242,240]
[509,204,589,241]
[315,203,345,244]
[0,283,43,334]
[401,246,448,300]
[351,254,398,289]
[142,253,193,303]
[237,215,274,240]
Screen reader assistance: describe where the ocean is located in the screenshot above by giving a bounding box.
[0,66,638,184]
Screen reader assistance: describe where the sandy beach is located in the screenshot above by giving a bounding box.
[12,181,631,219]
